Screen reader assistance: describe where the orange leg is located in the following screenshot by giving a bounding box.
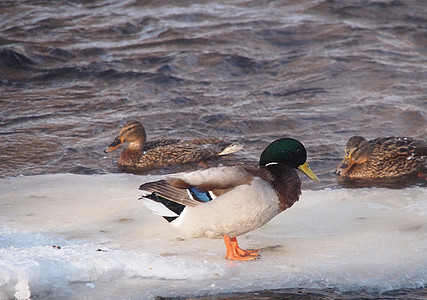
[223,235,259,261]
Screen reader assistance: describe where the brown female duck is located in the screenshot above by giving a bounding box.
[336,136,427,178]
[104,121,242,169]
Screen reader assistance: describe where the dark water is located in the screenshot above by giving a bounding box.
[1,0,426,298]
[174,287,427,300]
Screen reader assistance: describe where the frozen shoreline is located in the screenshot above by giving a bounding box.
[0,173,426,299]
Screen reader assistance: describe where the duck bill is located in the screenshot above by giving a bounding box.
[336,155,353,176]
[298,161,319,182]
[104,136,123,153]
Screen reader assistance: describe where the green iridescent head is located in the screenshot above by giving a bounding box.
[259,138,319,182]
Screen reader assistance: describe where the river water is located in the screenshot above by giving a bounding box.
[0,0,426,299]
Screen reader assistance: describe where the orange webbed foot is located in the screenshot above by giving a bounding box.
[223,235,260,261]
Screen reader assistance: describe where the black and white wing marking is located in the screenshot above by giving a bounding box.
[139,180,216,223]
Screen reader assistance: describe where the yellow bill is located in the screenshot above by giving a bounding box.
[298,161,320,182]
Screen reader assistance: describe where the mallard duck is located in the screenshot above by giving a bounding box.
[104,121,243,169]
[336,136,427,178]
[139,137,319,261]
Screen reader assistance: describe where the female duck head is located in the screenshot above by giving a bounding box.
[260,137,319,182]
[105,121,147,153]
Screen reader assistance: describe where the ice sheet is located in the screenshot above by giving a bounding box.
[0,174,426,299]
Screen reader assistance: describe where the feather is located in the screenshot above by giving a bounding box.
[140,198,179,217]
[139,180,202,207]
[166,166,254,192]
[188,187,212,202]
[218,143,243,155]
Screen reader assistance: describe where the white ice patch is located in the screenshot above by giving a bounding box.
[0,174,426,299]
